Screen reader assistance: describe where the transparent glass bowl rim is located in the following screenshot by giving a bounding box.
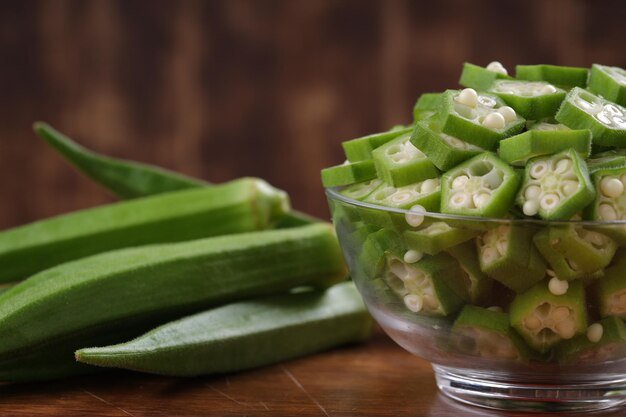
[325,187,626,227]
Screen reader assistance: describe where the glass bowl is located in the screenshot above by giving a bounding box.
[326,187,626,413]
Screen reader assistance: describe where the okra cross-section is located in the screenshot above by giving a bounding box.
[321,160,377,187]
[447,241,493,305]
[403,222,478,256]
[586,167,626,238]
[359,228,406,279]
[587,64,626,107]
[510,280,587,353]
[452,305,534,361]
[515,64,589,89]
[441,152,520,218]
[555,87,626,147]
[413,92,443,122]
[339,179,383,201]
[382,252,469,316]
[555,316,626,364]
[342,127,414,163]
[372,134,439,187]
[587,149,626,174]
[459,62,514,91]
[476,224,545,293]
[411,120,485,171]
[489,80,566,120]
[498,128,591,167]
[438,89,525,150]
[597,262,626,319]
[516,148,595,220]
[363,178,441,211]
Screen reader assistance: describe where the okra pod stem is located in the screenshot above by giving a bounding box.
[75,282,372,376]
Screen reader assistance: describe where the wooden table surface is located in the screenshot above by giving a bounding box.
[0,328,622,417]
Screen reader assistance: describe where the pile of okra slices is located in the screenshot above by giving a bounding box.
[323,62,626,363]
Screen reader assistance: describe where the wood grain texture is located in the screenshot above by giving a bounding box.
[2,329,622,417]
[0,0,624,229]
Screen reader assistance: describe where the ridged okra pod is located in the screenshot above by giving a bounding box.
[515,64,589,89]
[413,92,443,122]
[75,282,372,376]
[587,64,626,107]
[321,160,377,187]
[459,62,513,91]
[363,179,441,212]
[446,241,493,305]
[555,316,626,364]
[341,127,413,162]
[488,80,566,120]
[0,178,289,283]
[585,166,626,243]
[0,224,347,380]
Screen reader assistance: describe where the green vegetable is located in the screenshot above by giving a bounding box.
[403,222,478,255]
[597,262,626,318]
[555,87,626,147]
[459,62,513,91]
[372,134,439,187]
[441,152,520,218]
[362,179,440,211]
[516,148,595,220]
[498,128,591,167]
[75,282,372,376]
[447,241,493,305]
[0,178,289,283]
[0,224,346,381]
[359,228,405,279]
[413,92,443,122]
[411,120,484,171]
[510,280,587,353]
[587,64,626,107]
[476,224,545,293]
[321,160,377,187]
[488,80,566,120]
[515,64,589,89]
[555,316,626,364]
[585,166,626,227]
[587,149,626,173]
[342,127,414,162]
[339,179,383,201]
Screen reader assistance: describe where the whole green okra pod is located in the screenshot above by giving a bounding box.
[75,282,371,376]
[0,177,289,283]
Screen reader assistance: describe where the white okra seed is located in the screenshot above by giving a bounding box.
[481,247,498,264]
[586,323,604,343]
[540,193,560,211]
[525,185,541,200]
[404,294,423,313]
[539,84,557,95]
[487,306,503,312]
[523,200,539,216]
[473,193,490,209]
[524,315,542,331]
[599,204,618,221]
[600,177,624,198]
[546,269,556,277]
[482,112,506,129]
[486,61,508,75]
[552,306,570,321]
[548,277,569,296]
[562,180,579,196]
[450,192,471,208]
[555,320,576,339]
[457,88,479,107]
[496,106,516,122]
[404,249,423,264]
[555,158,572,174]
[452,175,469,189]
[530,162,548,179]
[421,178,439,194]
[405,204,426,227]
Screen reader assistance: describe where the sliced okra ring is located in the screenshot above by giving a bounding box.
[555,316,626,364]
[341,126,414,162]
[488,80,566,120]
[403,222,478,255]
[597,262,626,318]
[498,128,591,167]
[585,166,626,244]
[358,228,406,279]
[458,62,513,91]
[411,120,485,171]
[383,252,469,316]
[587,64,626,107]
[441,152,520,218]
[587,150,626,174]
[510,280,587,353]
[413,92,444,122]
[363,178,441,211]
[555,87,626,147]
[515,64,589,89]
[372,134,439,187]
[533,228,591,281]
[447,240,493,305]
[476,224,545,293]
[516,148,595,220]
[321,160,377,188]
[339,179,383,201]
[547,225,617,274]
[452,305,535,361]
[438,89,525,150]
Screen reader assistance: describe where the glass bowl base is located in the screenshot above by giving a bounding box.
[434,365,626,413]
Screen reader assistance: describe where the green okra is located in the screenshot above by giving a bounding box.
[321,160,377,187]
[437,89,525,150]
[488,80,566,120]
[342,127,414,163]
[447,241,493,305]
[516,148,595,220]
[359,228,405,279]
[75,282,372,377]
[498,128,591,167]
[411,120,484,171]
[372,134,439,187]
[597,262,626,318]
[555,87,626,147]
[459,62,514,91]
[585,166,626,231]
[476,224,545,293]
[363,179,440,211]
[339,179,383,201]
[515,64,589,89]
[403,222,478,256]
[35,122,318,229]
[0,284,14,297]
[555,316,626,364]
[510,280,587,353]
[441,152,520,218]
[587,64,626,107]
[587,149,626,174]
[452,305,534,361]
[0,178,289,284]
[413,92,443,122]
[0,224,347,381]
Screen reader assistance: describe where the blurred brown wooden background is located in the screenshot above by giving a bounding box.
[0,0,624,228]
